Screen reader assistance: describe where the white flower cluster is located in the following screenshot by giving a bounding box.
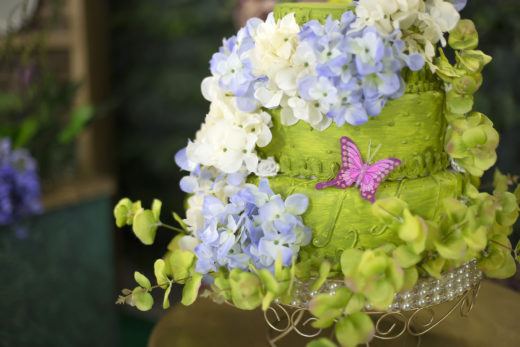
[353,0,461,63]
[186,76,274,174]
[251,13,332,130]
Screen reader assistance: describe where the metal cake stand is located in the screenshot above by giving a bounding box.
[264,260,482,346]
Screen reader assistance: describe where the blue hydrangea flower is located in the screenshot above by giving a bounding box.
[192,179,312,274]
[448,0,467,11]
[209,18,265,112]
[295,12,425,127]
[0,138,41,225]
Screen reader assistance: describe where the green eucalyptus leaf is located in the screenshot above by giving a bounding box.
[446,89,474,115]
[514,185,520,202]
[358,251,388,277]
[449,19,478,50]
[485,252,516,279]
[372,198,407,225]
[295,259,312,282]
[422,257,446,279]
[309,287,351,318]
[344,293,365,315]
[311,261,331,291]
[462,225,487,251]
[453,75,479,96]
[229,269,263,310]
[341,249,363,278]
[114,198,133,228]
[169,250,196,283]
[457,50,492,73]
[259,269,281,295]
[262,291,276,311]
[365,279,394,310]
[402,267,418,291]
[462,127,487,147]
[134,272,152,291]
[214,278,232,301]
[152,199,162,221]
[435,235,466,260]
[132,287,154,311]
[154,259,170,289]
[306,338,337,347]
[309,287,351,329]
[335,313,375,347]
[167,234,184,252]
[132,210,159,245]
[182,273,204,306]
[393,245,422,268]
[163,283,172,309]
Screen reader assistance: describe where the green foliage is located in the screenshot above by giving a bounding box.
[309,287,352,328]
[335,313,374,347]
[154,259,170,289]
[229,269,263,310]
[134,272,152,291]
[58,105,95,144]
[311,261,331,291]
[168,250,196,283]
[182,273,204,306]
[445,112,499,176]
[307,338,337,347]
[449,19,479,51]
[132,210,159,245]
[131,287,154,311]
[113,198,142,228]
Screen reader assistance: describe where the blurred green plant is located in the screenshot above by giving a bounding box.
[0,1,94,179]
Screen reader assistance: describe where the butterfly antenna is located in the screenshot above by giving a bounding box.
[369,144,382,163]
[367,140,372,161]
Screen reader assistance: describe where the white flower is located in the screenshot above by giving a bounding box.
[186,88,272,174]
[282,96,332,131]
[249,12,300,78]
[185,194,206,232]
[178,235,201,252]
[354,0,461,65]
[255,157,279,177]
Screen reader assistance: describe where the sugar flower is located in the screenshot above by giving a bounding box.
[192,179,312,274]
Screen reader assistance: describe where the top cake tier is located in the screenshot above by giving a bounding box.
[274,2,356,24]
[259,2,448,181]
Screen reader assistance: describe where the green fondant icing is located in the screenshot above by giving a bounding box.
[274,2,355,25]
[252,170,465,261]
[258,91,449,181]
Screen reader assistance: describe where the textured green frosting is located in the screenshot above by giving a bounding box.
[253,170,465,260]
[258,86,449,181]
[263,2,456,261]
[274,2,355,24]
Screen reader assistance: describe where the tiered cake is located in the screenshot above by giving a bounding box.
[115,2,519,346]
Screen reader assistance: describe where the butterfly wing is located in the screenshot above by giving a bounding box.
[360,158,401,203]
[339,137,363,187]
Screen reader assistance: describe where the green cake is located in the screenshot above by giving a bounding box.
[115,2,520,346]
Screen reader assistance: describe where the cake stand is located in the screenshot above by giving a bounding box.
[264,260,482,346]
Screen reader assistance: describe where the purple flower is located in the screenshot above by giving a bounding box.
[0,138,41,225]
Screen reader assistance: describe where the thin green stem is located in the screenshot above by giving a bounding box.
[159,222,187,234]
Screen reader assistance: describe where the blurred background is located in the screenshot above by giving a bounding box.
[0,0,519,346]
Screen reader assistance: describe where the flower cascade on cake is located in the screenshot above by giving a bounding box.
[114,2,520,347]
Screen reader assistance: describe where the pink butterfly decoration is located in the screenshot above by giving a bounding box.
[315,137,401,203]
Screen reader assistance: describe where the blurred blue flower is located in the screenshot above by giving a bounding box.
[0,138,42,226]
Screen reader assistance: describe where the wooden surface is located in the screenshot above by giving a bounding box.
[148,280,520,347]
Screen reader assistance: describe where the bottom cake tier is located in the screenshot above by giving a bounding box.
[254,170,466,260]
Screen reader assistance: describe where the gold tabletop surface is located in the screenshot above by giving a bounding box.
[148,280,520,347]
